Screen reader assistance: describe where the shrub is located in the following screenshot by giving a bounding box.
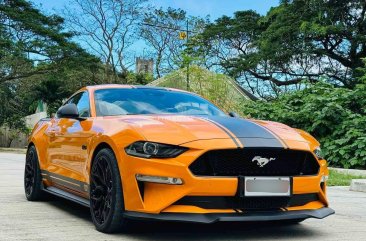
[240,81,366,169]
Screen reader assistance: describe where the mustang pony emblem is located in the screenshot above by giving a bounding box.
[252,156,275,167]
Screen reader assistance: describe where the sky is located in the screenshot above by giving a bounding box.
[31,0,278,20]
[30,0,278,67]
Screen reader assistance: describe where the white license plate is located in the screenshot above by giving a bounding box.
[244,177,291,197]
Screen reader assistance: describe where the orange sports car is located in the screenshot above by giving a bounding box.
[24,84,334,233]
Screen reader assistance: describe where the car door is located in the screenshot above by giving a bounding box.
[46,91,95,192]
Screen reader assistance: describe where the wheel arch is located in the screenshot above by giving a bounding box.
[26,141,46,169]
[90,142,114,165]
[27,142,35,149]
[88,142,128,232]
[87,138,123,176]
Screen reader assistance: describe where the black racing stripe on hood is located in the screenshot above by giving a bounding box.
[205,116,284,148]
[202,118,241,148]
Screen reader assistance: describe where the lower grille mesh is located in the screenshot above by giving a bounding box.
[174,194,319,210]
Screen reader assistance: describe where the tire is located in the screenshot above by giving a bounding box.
[24,145,44,201]
[89,148,130,233]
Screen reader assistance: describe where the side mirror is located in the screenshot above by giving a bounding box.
[228,111,240,118]
[57,104,79,119]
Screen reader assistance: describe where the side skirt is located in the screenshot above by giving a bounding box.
[42,186,90,208]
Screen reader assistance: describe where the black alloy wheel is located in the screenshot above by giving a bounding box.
[90,148,130,233]
[24,145,44,201]
[24,150,35,196]
[90,155,113,225]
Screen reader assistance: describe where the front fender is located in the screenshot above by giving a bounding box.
[86,127,146,180]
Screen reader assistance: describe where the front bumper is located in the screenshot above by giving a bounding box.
[124,207,335,223]
[118,139,330,213]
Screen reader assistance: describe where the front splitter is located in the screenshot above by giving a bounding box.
[123,207,335,223]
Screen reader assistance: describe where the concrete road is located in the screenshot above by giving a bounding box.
[1,152,365,241]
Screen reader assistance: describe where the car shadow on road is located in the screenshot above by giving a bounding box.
[121,221,324,241]
[46,197,326,240]
[45,196,92,223]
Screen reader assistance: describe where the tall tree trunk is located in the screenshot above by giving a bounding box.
[155,54,162,78]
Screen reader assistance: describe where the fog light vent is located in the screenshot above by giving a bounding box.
[136,174,183,185]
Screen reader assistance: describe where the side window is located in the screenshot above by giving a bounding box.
[68,92,90,117]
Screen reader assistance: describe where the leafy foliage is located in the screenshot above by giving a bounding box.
[190,0,366,96]
[0,0,99,83]
[0,0,153,135]
[0,82,27,130]
[140,8,208,78]
[240,81,366,168]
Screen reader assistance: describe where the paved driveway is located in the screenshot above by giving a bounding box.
[0,152,365,241]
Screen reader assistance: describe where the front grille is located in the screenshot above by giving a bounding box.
[174,194,318,210]
[189,148,319,176]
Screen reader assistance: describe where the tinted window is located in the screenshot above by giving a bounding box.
[94,88,226,117]
[68,91,90,117]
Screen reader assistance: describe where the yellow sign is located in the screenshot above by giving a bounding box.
[179,32,187,40]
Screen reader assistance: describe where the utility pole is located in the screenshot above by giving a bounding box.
[186,19,190,90]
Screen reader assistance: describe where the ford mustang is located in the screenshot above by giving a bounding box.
[24,84,334,233]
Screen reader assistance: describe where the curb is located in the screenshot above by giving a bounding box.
[329,168,366,193]
[329,167,366,176]
[0,148,27,154]
[350,179,366,193]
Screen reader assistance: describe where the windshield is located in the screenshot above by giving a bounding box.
[94,88,226,117]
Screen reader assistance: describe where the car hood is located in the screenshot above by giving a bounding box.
[117,115,315,150]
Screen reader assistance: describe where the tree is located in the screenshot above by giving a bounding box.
[140,7,207,78]
[0,0,153,137]
[0,0,100,130]
[0,0,98,84]
[258,0,366,88]
[140,8,186,78]
[191,0,366,97]
[64,0,147,81]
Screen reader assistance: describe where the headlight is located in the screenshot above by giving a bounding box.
[125,141,188,158]
[314,147,323,159]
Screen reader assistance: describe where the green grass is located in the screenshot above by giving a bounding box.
[0,147,26,154]
[327,169,366,186]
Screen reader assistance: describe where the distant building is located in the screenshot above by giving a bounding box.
[135,57,154,75]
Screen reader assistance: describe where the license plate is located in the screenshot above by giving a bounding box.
[244,177,291,197]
